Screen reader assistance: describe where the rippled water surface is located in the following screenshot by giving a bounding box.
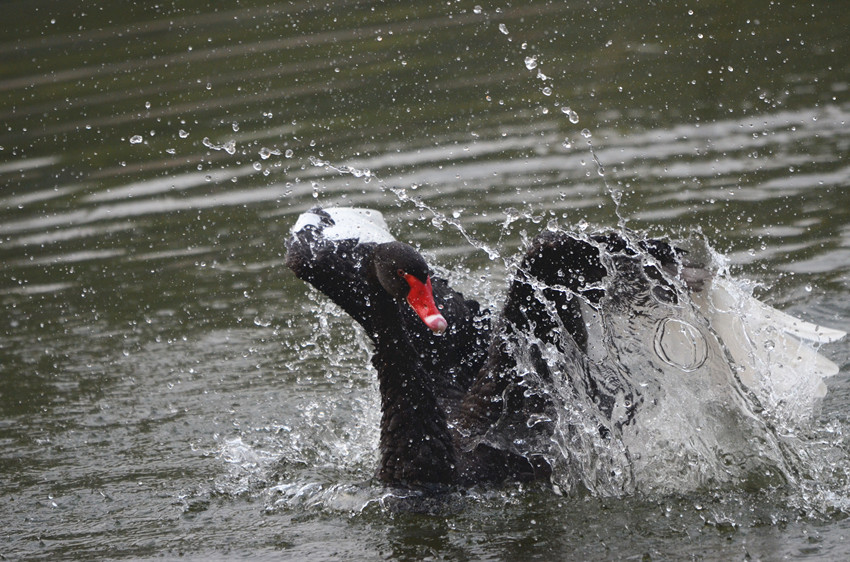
[2,1,850,559]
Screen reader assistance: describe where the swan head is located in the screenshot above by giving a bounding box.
[372,242,448,334]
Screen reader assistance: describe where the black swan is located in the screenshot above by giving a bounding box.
[285,207,845,491]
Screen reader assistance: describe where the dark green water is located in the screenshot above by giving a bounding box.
[2,1,849,559]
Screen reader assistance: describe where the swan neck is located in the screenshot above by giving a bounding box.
[373,337,457,487]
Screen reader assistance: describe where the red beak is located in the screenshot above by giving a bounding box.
[403,274,448,334]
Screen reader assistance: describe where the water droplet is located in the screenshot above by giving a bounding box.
[524,56,538,70]
[562,137,572,150]
[129,135,143,144]
[473,5,483,14]
[560,106,580,124]
[284,149,294,158]
[805,284,813,292]
[178,129,189,138]
[498,23,509,35]
[259,147,280,160]
[581,128,592,138]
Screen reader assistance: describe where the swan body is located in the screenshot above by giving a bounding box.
[286,206,846,492]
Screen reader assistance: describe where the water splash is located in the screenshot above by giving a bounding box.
[653,318,708,372]
[205,292,383,514]
[309,156,374,181]
[390,184,502,262]
[495,231,846,499]
[489,18,634,232]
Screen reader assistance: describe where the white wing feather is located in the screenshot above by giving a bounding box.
[696,277,844,420]
[291,207,396,244]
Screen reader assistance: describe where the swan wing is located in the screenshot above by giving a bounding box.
[744,291,846,344]
[292,207,395,245]
[696,277,844,419]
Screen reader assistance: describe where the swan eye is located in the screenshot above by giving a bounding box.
[397,268,405,277]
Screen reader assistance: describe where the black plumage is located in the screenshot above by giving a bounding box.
[285,208,694,489]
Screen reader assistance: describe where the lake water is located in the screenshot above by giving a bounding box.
[2,1,849,559]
